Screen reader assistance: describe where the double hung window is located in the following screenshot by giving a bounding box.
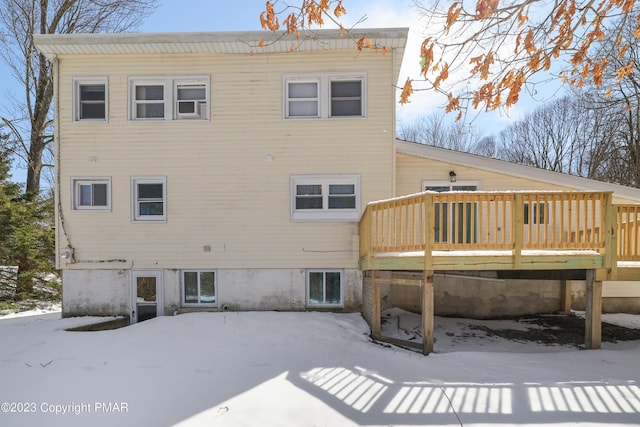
[132,177,166,222]
[284,74,366,119]
[74,78,107,121]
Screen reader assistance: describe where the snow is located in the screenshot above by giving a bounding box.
[374,249,601,257]
[1,308,640,427]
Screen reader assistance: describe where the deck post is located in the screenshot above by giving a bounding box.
[602,192,617,279]
[513,194,523,269]
[584,269,602,349]
[422,269,434,355]
[372,271,381,337]
[560,279,572,312]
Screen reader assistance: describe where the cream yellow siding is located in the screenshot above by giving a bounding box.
[395,153,638,204]
[397,153,568,194]
[57,50,397,270]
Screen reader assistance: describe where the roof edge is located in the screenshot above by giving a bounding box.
[33,27,409,56]
[396,139,640,202]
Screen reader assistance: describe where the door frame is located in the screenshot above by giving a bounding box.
[130,270,163,324]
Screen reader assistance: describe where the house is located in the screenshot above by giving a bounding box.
[33,28,409,322]
[34,28,640,351]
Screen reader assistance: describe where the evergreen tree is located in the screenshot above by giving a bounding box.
[0,132,56,302]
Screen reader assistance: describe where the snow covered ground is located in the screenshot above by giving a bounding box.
[1,308,639,427]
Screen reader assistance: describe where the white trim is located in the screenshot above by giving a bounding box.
[71,176,111,211]
[128,75,210,121]
[283,73,367,119]
[291,174,361,222]
[34,28,409,57]
[422,180,482,192]
[131,176,167,222]
[72,77,108,122]
[306,269,344,307]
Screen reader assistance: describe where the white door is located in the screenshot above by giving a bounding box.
[131,270,162,324]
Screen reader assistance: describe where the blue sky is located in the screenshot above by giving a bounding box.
[139,0,409,32]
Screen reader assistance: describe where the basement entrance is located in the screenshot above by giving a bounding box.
[131,270,162,324]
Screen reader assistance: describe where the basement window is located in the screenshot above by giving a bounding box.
[307,270,343,307]
[182,270,217,306]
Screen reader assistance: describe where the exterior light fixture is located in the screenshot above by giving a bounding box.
[449,170,457,183]
[60,247,74,263]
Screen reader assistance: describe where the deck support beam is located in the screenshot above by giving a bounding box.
[371,271,381,337]
[422,269,434,355]
[560,279,572,313]
[585,269,603,349]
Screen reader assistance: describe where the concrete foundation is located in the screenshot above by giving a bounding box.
[62,268,362,318]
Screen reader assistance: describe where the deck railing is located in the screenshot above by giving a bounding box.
[360,191,616,264]
[617,205,640,261]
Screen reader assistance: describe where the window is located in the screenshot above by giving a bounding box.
[132,177,166,222]
[287,80,319,117]
[307,270,343,307]
[74,78,107,121]
[72,178,111,211]
[524,202,546,225]
[134,83,165,119]
[330,79,362,117]
[291,175,360,221]
[182,270,216,306]
[284,74,366,119]
[129,76,209,121]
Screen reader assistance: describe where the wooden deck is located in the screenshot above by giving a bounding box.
[360,191,617,272]
[358,191,640,355]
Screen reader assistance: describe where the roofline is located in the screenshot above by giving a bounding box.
[33,27,409,57]
[396,139,640,202]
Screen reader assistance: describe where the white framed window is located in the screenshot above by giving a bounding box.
[129,76,209,121]
[73,77,107,121]
[284,73,366,119]
[71,177,111,211]
[291,174,360,222]
[286,79,320,118]
[307,270,343,307]
[131,176,166,222]
[330,78,363,117]
[132,81,165,119]
[182,270,217,307]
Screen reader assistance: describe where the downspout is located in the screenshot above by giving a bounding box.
[52,55,73,268]
[391,46,397,198]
